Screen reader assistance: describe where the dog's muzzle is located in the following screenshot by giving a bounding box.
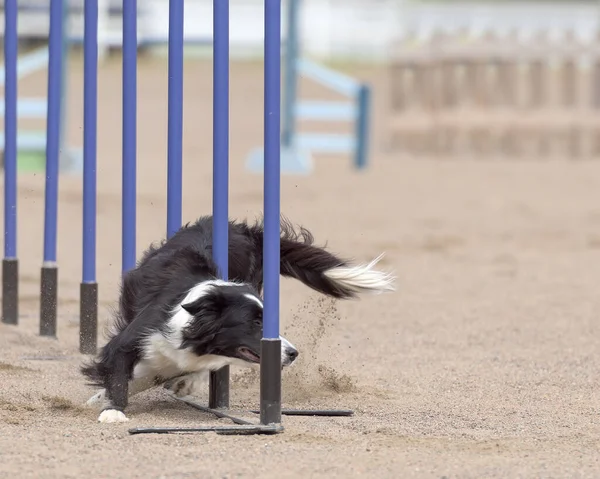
[281,336,299,367]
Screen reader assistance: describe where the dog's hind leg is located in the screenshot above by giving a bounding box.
[163,370,210,398]
[86,389,107,407]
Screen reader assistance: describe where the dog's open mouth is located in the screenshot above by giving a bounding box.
[237,347,260,364]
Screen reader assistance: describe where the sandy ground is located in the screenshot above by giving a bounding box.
[0,54,600,478]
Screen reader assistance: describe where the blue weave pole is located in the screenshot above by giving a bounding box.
[209,0,231,410]
[166,0,184,239]
[43,0,63,267]
[282,0,299,149]
[58,0,68,174]
[83,0,98,287]
[264,0,282,341]
[260,0,283,427]
[2,0,19,325]
[80,0,99,354]
[212,0,229,283]
[122,0,137,272]
[40,0,64,337]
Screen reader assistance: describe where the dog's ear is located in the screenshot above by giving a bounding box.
[180,293,227,351]
[181,291,227,318]
[181,298,207,317]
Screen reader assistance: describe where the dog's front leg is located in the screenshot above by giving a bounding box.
[86,372,158,409]
[97,359,132,424]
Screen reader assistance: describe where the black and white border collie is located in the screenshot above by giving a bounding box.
[82,216,395,423]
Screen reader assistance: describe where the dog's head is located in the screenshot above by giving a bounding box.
[178,281,298,368]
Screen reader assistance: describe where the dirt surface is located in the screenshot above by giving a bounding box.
[0,55,600,478]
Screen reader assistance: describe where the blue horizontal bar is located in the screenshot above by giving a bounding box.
[0,130,46,150]
[297,59,360,97]
[0,98,47,118]
[295,101,357,121]
[296,133,356,153]
[0,48,49,86]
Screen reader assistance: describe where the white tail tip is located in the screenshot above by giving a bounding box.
[323,253,396,296]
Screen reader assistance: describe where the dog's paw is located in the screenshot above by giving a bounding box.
[86,390,106,407]
[97,409,129,423]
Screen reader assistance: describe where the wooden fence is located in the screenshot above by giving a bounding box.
[387,30,600,159]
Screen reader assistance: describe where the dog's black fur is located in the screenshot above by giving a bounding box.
[81,215,394,420]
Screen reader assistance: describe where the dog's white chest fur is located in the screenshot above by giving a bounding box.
[132,296,252,383]
[133,331,243,382]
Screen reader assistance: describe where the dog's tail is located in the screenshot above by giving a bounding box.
[273,218,395,299]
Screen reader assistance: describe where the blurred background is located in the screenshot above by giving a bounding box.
[3,0,600,166]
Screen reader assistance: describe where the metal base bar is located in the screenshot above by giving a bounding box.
[131,392,281,436]
[2,258,18,325]
[128,424,283,436]
[260,338,282,425]
[39,264,57,337]
[173,395,251,425]
[209,367,230,409]
[250,409,354,417]
[128,389,353,438]
[176,394,354,420]
[79,282,97,354]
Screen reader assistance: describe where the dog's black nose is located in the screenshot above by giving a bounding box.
[288,349,299,360]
